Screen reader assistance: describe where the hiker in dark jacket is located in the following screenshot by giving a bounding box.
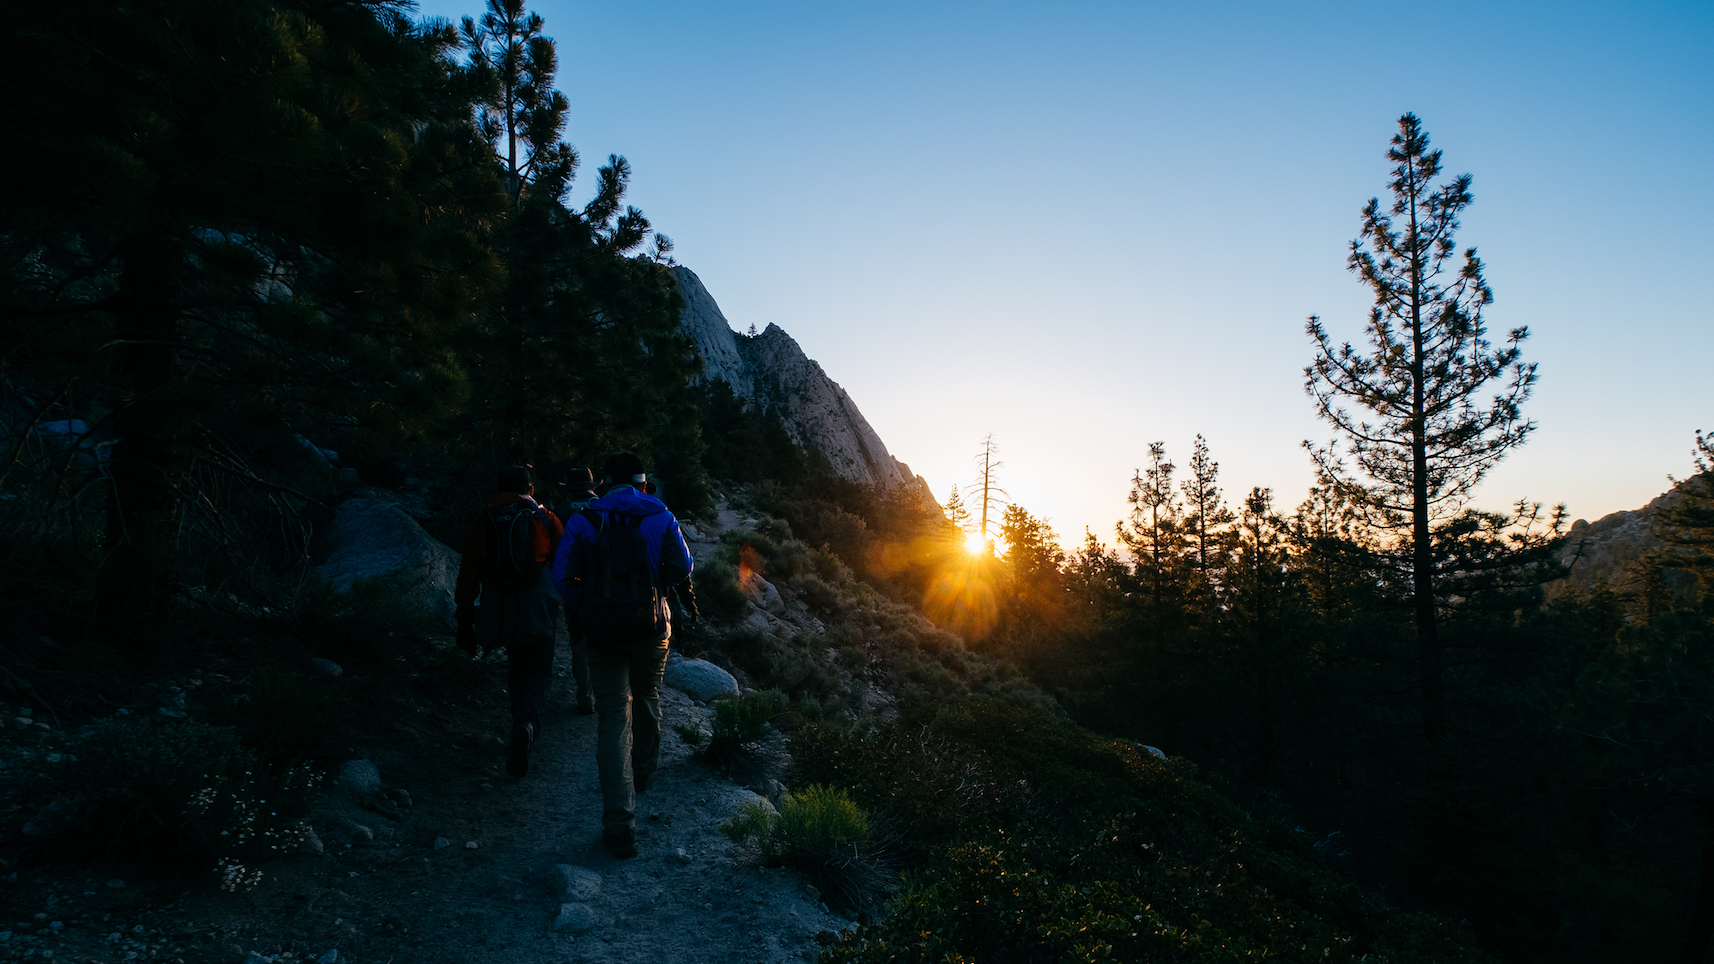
[552,452,697,859]
[454,465,564,779]
[558,467,598,715]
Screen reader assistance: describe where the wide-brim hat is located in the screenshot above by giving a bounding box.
[566,466,595,488]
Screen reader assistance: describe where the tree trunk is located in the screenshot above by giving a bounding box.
[92,231,186,636]
[1683,801,1714,964]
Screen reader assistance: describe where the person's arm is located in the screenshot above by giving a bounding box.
[659,516,697,623]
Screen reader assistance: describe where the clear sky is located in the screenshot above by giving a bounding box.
[417,0,1713,548]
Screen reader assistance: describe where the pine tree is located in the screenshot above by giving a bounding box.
[462,0,575,203]
[1304,113,1537,745]
[944,484,972,531]
[1120,442,1193,752]
[999,503,1064,625]
[1180,434,1235,581]
[452,4,699,502]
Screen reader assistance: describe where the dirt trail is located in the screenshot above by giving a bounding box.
[0,497,854,964]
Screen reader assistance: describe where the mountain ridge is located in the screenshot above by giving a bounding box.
[674,266,930,500]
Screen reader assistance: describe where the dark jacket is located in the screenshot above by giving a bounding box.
[552,485,694,642]
[455,493,564,644]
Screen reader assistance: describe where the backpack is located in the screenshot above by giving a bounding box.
[482,501,550,591]
[579,508,662,646]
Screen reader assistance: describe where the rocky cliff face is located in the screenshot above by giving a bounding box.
[675,265,927,495]
[1548,479,1705,606]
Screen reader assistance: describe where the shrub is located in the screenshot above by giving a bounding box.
[696,558,749,620]
[49,715,323,872]
[721,784,887,915]
[788,573,846,614]
[681,689,790,778]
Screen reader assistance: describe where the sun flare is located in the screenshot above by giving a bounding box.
[963,531,988,556]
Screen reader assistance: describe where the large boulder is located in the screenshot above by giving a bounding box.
[313,498,460,628]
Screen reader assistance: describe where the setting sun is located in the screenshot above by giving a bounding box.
[963,531,987,556]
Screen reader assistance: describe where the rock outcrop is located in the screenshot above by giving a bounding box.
[1549,478,1706,606]
[675,265,928,495]
[312,498,460,628]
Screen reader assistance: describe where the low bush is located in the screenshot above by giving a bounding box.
[800,699,1495,963]
[722,784,887,915]
[47,715,323,875]
[696,557,750,620]
[680,689,791,778]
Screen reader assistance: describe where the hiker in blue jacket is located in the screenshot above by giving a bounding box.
[553,452,698,859]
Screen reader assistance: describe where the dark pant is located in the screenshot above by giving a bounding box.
[589,639,670,836]
[565,603,593,712]
[507,634,555,727]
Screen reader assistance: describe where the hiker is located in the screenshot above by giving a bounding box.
[552,452,698,859]
[454,464,565,779]
[558,466,599,714]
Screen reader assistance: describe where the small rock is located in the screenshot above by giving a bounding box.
[18,708,30,717]
[433,837,451,850]
[338,759,383,794]
[464,840,479,850]
[552,902,599,934]
[157,708,187,719]
[301,830,325,855]
[316,951,339,964]
[388,789,413,809]
[680,523,704,541]
[105,879,125,889]
[663,657,739,702]
[555,864,601,902]
[308,659,343,678]
[671,848,693,865]
[12,718,30,728]
[350,824,374,843]
[338,467,361,486]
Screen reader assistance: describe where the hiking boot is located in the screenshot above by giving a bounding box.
[633,772,652,793]
[507,722,537,779]
[574,699,595,715]
[602,828,637,860]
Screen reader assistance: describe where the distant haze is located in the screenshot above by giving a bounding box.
[416,0,1714,545]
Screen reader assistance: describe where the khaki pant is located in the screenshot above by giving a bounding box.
[589,639,670,836]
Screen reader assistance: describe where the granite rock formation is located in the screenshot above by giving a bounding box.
[675,266,927,496]
[1548,478,1706,607]
[312,498,460,628]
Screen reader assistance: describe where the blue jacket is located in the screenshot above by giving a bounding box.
[552,485,695,639]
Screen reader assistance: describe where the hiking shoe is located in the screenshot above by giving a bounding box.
[506,722,537,779]
[574,699,595,715]
[602,829,638,860]
[633,773,652,793]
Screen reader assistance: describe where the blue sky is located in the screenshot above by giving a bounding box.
[417,0,1713,547]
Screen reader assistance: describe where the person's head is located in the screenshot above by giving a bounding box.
[600,452,647,490]
[496,464,533,495]
[567,466,596,494]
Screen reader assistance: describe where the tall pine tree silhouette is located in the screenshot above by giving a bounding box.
[1304,113,1536,745]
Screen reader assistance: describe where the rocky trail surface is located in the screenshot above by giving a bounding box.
[0,497,856,964]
